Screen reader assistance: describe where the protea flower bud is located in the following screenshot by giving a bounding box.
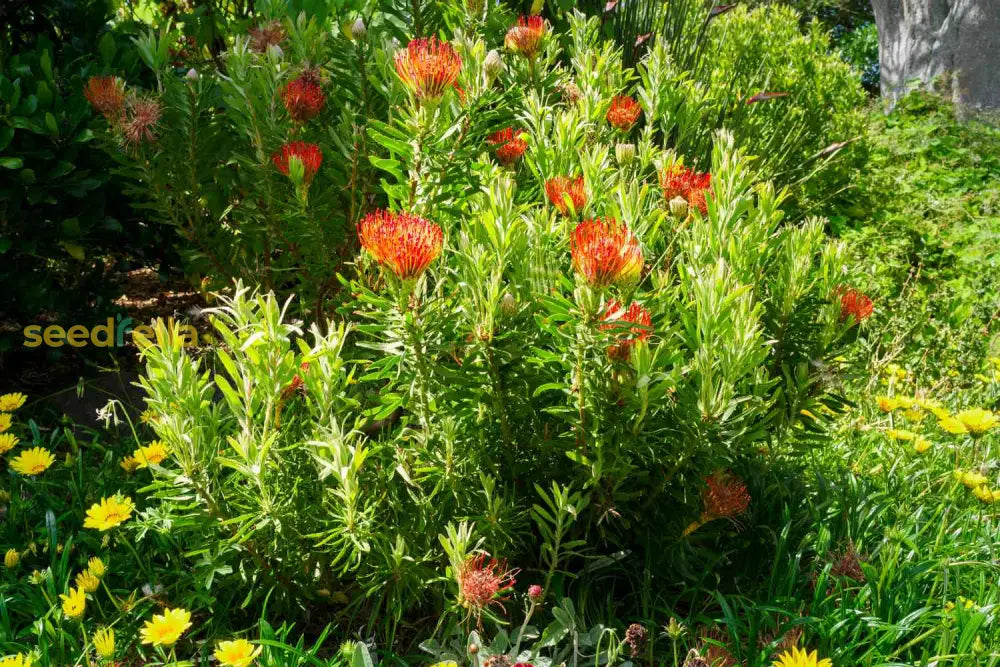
[185,68,199,81]
[351,18,367,41]
[669,196,689,218]
[527,584,543,603]
[484,49,503,81]
[615,142,635,167]
[501,292,517,315]
[267,43,284,60]
[466,0,485,16]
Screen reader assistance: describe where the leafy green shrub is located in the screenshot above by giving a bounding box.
[0,2,162,340]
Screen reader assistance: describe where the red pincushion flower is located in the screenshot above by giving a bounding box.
[121,96,162,148]
[545,175,587,216]
[836,286,874,323]
[601,300,652,359]
[272,142,323,185]
[606,95,641,131]
[487,127,528,166]
[394,37,462,102]
[456,554,517,614]
[505,15,547,59]
[570,217,643,288]
[282,76,325,123]
[358,210,443,280]
[84,76,126,120]
[660,164,712,215]
[703,472,750,520]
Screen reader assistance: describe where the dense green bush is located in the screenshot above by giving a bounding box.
[0,1,162,338]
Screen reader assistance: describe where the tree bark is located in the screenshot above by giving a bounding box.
[871,0,1000,109]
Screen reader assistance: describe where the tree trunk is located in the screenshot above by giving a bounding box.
[871,0,1000,109]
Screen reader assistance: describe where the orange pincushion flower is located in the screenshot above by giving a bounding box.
[601,300,652,359]
[836,287,874,323]
[570,217,643,288]
[271,142,323,184]
[84,76,126,120]
[121,96,162,148]
[282,75,325,123]
[505,15,547,60]
[487,127,528,166]
[660,164,712,215]
[358,210,443,280]
[456,554,517,614]
[703,472,750,520]
[394,37,462,102]
[545,176,587,216]
[606,96,641,131]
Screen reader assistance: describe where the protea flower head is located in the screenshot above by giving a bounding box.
[282,74,325,123]
[570,217,642,288]
[358,209,443,280]
[394,37,462,102]
[505,15,547,59]
[272,141,323,185]
[545,175,587,216]
[703,471,750,521]
[121,96,162,148]
[836,286,874,323]
[249,20,286,52]
[487,127,528,166]
[660,164,711,215]
[456,553,517,615]
[601,300,652,359]
[84,76,126,121]
[606,96,641,131]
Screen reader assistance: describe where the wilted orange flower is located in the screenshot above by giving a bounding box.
[358,210,444,280]
[601,300,652,359]
[570,217,642,288]
[660,164,712,215]
[456,553,517,615]
[836,287,874,323]
[282,75,325,122]
[84,76,126,121]
[394,37,462,102]
[505,15,547,60]
[272,142,323,185]
[248,20,286,52]
[606,96,641,131]
[121,96,162,148]
[487,128,528,166]
[545,175,587,216]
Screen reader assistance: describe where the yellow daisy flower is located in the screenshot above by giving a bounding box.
[0,394,26,412]
[133,440,170,468]
[955,408,1000,436]
[83,496,135,531]
[0,654,32,667]
[75,570,100,593]
[973,486,997,504]
[94,626,116,658]
[772,646,832,667]
[88,556,107,578]
[0,413,12,433]
[140,607,192,647]
[939,416,968,435]
[214,639,263,667]
[0,433,18,455]
[119,456,140,474]
[430,663,459,667]
[958,471,988,488]
[913,437,932,454]
[876,396,898,412]
[886,428,917,441]
[60,586,86,619]
[10,447,54,476]
[4,549,19,569]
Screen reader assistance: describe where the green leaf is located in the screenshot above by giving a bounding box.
[61,242,86,261]
[39,50,53,82]
[0,126,13,151]
[98,32,117,65]
[0,157,23,169]
[44,112,58,137]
